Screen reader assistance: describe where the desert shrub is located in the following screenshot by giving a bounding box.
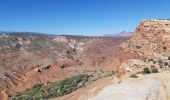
[163,46,167,50]
[151,68,159,73]
[158,60,163,65]
[130,74,138,78]
[11,74,91,99]
[164,62,169,66]
[11,70,117,99]
[103,70,115,77]
[51,74,89,96]
[148,59,153,62]
[153,60,156,64]
[168,56,170,60]
[136,45,141,49]
[111,70,115,75]
[143,67,151,74]
[160,65,163,69]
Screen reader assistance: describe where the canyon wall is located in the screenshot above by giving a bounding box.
[120,19,170,63]
[0,34,129,99]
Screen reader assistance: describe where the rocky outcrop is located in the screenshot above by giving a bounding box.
[121,59,147,72]
[0,90,8,100]
[89,19,170,100]
[120,19,170,64]
[0,64,61,96]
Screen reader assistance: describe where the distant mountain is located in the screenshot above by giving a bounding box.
[103,31,132,37]
[0,31,7,34]
[0,31,58,37]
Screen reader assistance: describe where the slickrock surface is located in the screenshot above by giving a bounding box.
[88,72,170,100]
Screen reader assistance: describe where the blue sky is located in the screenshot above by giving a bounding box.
[0,0,170,35]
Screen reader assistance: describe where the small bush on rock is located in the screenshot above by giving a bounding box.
[148,59,153,62]
[143,67,151,74]
[153,60,156,64]
[158,60,163,65]
[168,56,170,60]
[164,62,169,66]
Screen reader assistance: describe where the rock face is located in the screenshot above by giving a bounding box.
[89,19,170,100]
[120,19,170,63]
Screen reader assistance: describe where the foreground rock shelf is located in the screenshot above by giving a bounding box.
[89,72,170,100]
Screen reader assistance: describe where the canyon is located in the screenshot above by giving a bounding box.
[0,19,170,100]
[0,33,129,99]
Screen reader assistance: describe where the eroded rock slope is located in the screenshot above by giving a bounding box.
[89,19,170,100]
[0,33,129,99]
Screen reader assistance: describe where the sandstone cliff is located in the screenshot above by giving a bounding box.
[120,19,170,63]
[88,19,170,100]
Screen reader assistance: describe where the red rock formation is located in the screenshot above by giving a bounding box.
[1,19,170,99]
[0,90,8,100]
[1,64,61,96]
[0,34,129,99]
[120,19,170,63]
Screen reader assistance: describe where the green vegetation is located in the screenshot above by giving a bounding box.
[136,45,141,49]
[143,67,151,74]
[153,60,156,64]
[164,62,169,66]
[148,58,153,62]
[103,70,115,77]
[158,60,163,68]
[11,74,90,100]
[138,67,159,75]
[11,70,115,100]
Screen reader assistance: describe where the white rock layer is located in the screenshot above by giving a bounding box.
[89,78,166,100]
